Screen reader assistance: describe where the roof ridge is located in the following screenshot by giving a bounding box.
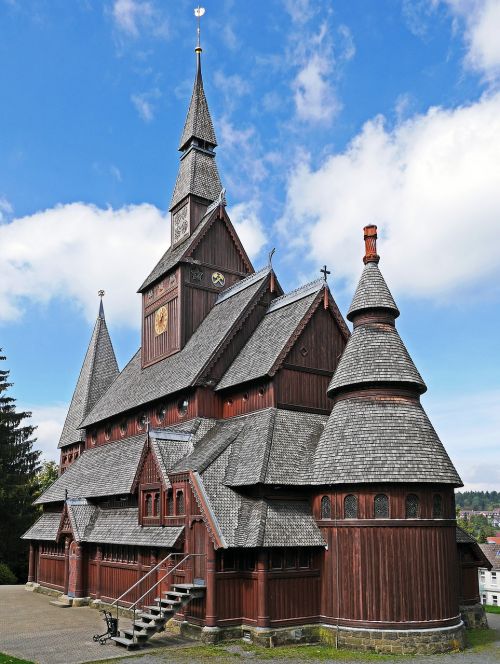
[267,279,324,312]
[216,267,270,304]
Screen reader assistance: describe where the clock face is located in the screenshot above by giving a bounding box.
[154,305,168,336]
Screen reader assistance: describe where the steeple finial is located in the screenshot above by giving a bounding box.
[363,225,380,264]
[194,6,205,65]
[98,290,105,319]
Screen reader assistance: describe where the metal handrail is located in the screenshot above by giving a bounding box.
[109,552,184,608]
[129,553,204,610]
[110,552,205,644]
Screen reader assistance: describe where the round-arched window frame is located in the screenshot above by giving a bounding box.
[374,494,389,518]
[344,494,358,519]
[405,494,420,519]
[432,493,443,519]
[320,496,331,520]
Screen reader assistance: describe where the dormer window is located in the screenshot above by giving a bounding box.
[177,398,189,417]
[137,413,147,430]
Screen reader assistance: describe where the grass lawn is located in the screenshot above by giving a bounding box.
[93,642,395,663]
[0,654,36,664]
[485,604,500,614]
[465,627,499,650]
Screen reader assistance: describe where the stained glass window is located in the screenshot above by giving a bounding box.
[321,495,331,519]
[406,494,419,518]
[374,494,389,518]
[344,494,358,519]
[176,490,185,515]
[432,494,443,518]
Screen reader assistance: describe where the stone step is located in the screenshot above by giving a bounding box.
[155,597,180,607]
[49,600,72,608]
[165,590,190,599]
[111,636,139,649]
[121,628,149,642]
[143,605,163,614]
[139,611,167,623]
[173,583,206,590]
[134,620,159,631]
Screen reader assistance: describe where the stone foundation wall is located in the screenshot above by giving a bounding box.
[176,618,465,654]
[460,603,488,629]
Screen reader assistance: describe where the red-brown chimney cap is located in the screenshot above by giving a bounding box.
[363,224,380,264]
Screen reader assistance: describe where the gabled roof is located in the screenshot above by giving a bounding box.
[22,512,60,540]
[173,407,327,486]
[82,269,271,427]
[347,261,399,321]
[480,542,500,570]
[23,503,183,547]
[327,324,426,397]
[216,281,325,391]
[178,57,217,151]
[58,304,119,448]
[81,507,183,547]
[310,397,462,486]
[139,205,253,293]
[170,147,222,210]
[35,434,146,504]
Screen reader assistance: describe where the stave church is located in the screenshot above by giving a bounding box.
[23,23,489,654]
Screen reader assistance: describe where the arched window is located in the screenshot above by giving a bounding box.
[405,494,419,518]
[176,490,185,515]
[344,494,358,519]
[432,494,443,519]
[153,493,160,517]
[145,494,153,517]
[374,494,389,518]
[320,496,331,519]
[167,491,174,516]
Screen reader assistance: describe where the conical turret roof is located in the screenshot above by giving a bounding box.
[347,262,399,321]
[178,56,217,151]
[327,323,426,396]
[58,301,119,449]
[310,225,462,487]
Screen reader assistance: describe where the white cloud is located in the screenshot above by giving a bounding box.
[0,200,268,329]
[293,52,340,123]
[283,0,314,24]
[111,0,168,39]
[131,88,161,122]
[441,0,500,81]
[0,196,13,223]
[279,92,500,301]
[425,389,500,491]
[0,202,168,327]
[213,71,250,111]
[25,404,68,463]
[228,201,267,259]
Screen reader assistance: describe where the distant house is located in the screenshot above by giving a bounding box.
[456,527,491,627]
[486,532,500,545]
[479,542,500,606]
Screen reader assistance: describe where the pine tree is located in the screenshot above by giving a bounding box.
[0,350,41,581]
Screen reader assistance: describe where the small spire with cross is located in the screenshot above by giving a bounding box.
[320,265,331,282]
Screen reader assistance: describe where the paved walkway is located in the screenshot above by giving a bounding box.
[0,585,192,664]
[1,585,499,664]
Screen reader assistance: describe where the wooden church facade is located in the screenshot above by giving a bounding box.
[23,38,485,654]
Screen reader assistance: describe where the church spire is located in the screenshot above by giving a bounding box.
[169,7,222,244]
[58,293,119,450]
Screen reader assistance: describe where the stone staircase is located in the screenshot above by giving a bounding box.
[111,583,205,650]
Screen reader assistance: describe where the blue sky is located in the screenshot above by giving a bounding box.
[1,0,499,490]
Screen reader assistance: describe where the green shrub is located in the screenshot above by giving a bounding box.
[0,562,17,585]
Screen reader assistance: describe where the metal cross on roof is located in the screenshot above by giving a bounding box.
[320,265,331,281]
